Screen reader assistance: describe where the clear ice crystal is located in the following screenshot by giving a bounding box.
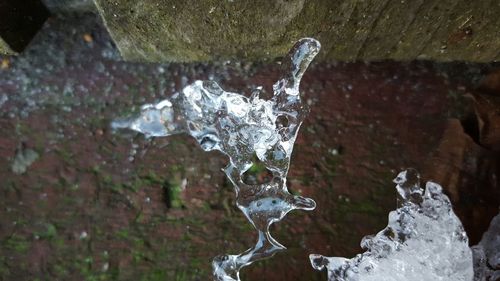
[112,38,321,280]
[310,169,474,281]
[472,213,500,281]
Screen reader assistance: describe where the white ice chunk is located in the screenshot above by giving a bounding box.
[310,169,474,281]
[472,213,500,281]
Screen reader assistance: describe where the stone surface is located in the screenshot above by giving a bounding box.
[0,13,498,281]
[41,0,96,14]
[0,37,15,55]
[475,70,500,151]
[93,0,500,63]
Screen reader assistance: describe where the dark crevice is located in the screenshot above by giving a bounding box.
[0,0,50,52]
[460,112,480,144]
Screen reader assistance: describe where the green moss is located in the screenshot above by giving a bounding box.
[140,269,168,281]
[126,171,165,192]
[116,228,130,240]
[91,165,131,193]
[248,160,266,174]
[53,264,69,277]
[94,0,500,62]
[52,236,66,249]
[34,223,58,240]
[164,179,184,209]
[324,153,341,183]
[0,256,10,276]
[5,234,30,253]
[94,0,326,62]
[2,179,18,193]
[158,166,188,210]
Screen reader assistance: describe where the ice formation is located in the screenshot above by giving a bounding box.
[472,213,500,281]
[310,169,474,281]
[112,38,321,280]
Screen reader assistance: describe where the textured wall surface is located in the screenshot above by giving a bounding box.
[41,0,96,13]
[1,13,498,281]
[93,0,500,62]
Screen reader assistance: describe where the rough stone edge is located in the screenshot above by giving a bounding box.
[41,0,96,14]
[91,0,500,63]
[92,0,124,61]
[0,37,16,55]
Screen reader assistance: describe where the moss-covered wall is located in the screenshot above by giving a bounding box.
[94,0,500,63]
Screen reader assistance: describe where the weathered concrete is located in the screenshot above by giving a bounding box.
[93,0,500,63]
[41,0,96,14]
[0,38,15,55]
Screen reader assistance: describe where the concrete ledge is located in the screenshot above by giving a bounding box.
[94,0,500,63]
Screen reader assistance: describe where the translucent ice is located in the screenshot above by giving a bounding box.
[112,38,321,280]
[472,213,500,281]
[310,169,474,281]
